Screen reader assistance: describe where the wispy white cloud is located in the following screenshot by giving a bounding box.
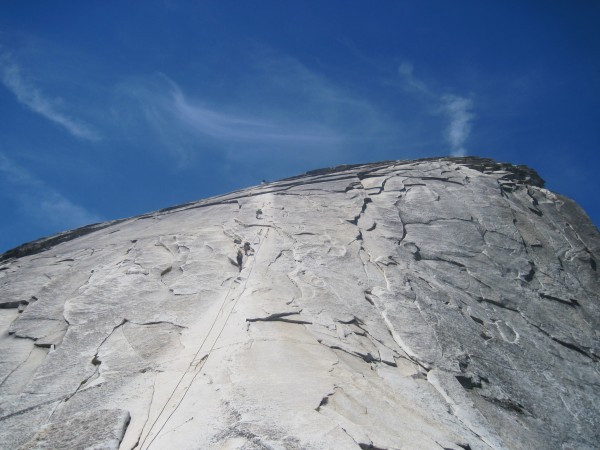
[114,75,341,167]
[0,152,102,229]
[114,58,392,167]
[170,81,340,144]
[398,62,431,96]
[398,61,475,156]
[442,94,474,157]
[0,53,100,141]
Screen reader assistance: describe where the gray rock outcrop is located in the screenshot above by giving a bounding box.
[0,156,598,449]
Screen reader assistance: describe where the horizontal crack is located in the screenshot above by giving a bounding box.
[476,297,519,312]
[523,316,595,361]
[539,292,580,307]
[246,311,312,325]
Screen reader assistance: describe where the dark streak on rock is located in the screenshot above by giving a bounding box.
[455,374,482,390]
[418,176,464,185]
[0,300,23,309]
[521,264,536,282]
[539,292,580,307]
[476,297,519,312]
[345,181,363,192]
[359,444,387,450]
[0,396,66,422]
[529,207,543,216]
[315,392,333,411]
[526,319,595,361]
[470,315,484,325]
[551,337,593,360]
[322,341,378,364]
[246,311,312,325]
[481,395,526,415]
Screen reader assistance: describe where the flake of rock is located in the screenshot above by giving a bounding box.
[0,156,598,449]
[19,409,130,450]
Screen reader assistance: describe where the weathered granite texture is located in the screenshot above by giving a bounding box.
[0,156,598,449]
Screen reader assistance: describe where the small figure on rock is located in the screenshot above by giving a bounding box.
[236,249,243,271]
[243,242,254,256]
[256,208,263,219]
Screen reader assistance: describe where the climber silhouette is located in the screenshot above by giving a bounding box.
[236,249,243,270]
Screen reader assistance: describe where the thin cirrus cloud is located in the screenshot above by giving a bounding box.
[172,87,340,144]
[398,62,475,157]
[115,58,391,167]
[442,94,474,157]
[0,152,102,229]
[398,62,430,95]
[0,53,100,141]
[115,74,343,167]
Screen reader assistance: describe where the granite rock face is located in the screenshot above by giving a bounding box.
[0,157,598,450]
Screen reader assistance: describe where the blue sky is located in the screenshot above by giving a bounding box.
[1,1,599,252]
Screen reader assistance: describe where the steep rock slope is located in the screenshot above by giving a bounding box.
[0,157,598,450]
